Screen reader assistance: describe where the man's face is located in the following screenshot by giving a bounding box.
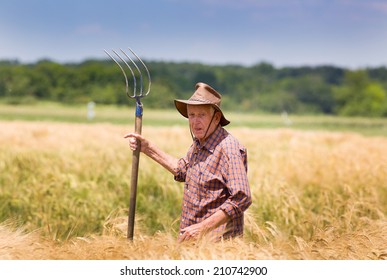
[187,104,220,142]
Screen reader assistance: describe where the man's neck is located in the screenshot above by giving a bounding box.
[196,125,221,147]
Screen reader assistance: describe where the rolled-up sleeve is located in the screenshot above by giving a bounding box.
[220,148,252,220]
[174,157,188,182]
[174,145,195,182]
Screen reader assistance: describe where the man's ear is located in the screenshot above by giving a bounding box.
[215,111,222,124]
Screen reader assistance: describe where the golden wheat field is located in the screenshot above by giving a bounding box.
[0,120,386,260]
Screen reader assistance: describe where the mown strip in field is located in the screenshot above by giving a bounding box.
[1,103,386,136]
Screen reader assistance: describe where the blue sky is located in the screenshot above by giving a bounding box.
[1,0,387,68]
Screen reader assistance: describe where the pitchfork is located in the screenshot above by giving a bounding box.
[104,47,151,240]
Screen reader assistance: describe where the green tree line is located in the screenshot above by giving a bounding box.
[1,59,386,117]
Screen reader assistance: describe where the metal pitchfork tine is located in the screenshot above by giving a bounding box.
[104,47,151,240]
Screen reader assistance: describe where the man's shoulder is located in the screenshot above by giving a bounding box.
[218,128,246,153]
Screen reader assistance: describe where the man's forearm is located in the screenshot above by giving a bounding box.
[179,209,230,241]
[143,142,179,175]
[201,209,230,232]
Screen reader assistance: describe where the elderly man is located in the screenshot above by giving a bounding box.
[124,82,252,241]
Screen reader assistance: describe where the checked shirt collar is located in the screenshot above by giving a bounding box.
[193,125,224,153]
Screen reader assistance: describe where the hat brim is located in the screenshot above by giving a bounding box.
[174,99,230,126]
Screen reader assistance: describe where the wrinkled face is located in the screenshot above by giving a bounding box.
[187,104,221,143]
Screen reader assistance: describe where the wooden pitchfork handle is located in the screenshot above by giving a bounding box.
[104,47,151,240]
[127,101,143,240]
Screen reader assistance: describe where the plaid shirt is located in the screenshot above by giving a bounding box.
[174,125,252,240]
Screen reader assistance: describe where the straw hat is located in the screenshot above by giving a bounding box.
[174,82,230,126]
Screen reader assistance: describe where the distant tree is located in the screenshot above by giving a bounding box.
[1,59,386,116]
[279,75,334,113]
[333,70,387,117]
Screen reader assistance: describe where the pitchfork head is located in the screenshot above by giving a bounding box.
[104,47,151,100]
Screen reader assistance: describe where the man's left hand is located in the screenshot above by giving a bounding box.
[178,222,207,242]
